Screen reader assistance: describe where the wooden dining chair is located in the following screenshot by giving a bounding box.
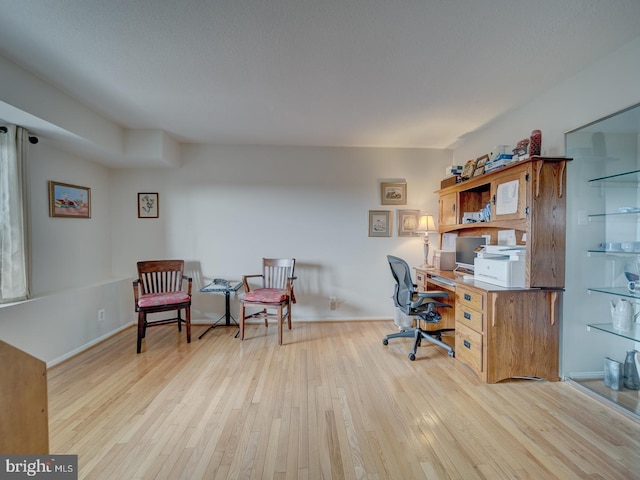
[132,260,192,353]
[240,258,296,345]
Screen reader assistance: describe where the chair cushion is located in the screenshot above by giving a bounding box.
[243,288,288,303]
[138,291,190,308]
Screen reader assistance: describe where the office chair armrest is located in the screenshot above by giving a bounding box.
[242,274,264,292]
[411,290,449,310]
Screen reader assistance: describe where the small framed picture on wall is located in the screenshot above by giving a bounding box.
[138,193,159,218]
[397,209,421,237]
[368,210,392,237]
[380,182,407,205]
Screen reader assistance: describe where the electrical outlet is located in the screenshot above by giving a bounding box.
[577,210,588,226]
[329,296,337,310]
[98,309,105,321]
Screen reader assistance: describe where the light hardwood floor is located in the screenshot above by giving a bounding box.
[48,321,640,479]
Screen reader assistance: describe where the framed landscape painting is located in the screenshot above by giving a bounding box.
[48,181,91,218]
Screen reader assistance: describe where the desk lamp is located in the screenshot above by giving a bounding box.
[416,213,437,268]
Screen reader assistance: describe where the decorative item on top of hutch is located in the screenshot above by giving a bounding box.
[566,102,640,417]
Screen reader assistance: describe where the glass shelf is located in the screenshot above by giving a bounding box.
[588,210,640,219]
[587,249,640,255]
[588,169,640,185]
[587,286,640,301]
[587,323,640,342]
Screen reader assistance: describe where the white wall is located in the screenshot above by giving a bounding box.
[0,141,451,365]
[452,36,640,377]
[110,144,452,323]
[0,143,132,365]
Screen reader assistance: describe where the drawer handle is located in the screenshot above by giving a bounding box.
[463,340,471,349]
[464,293,471,301]
[463,312,471,320]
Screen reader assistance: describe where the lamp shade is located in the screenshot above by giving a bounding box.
[416,214,437,232]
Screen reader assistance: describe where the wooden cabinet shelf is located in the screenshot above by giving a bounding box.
[438,156,570,289]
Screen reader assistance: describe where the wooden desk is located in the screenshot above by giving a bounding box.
[414,267,560,384]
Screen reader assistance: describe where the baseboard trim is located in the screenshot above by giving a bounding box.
[47,323,134,368]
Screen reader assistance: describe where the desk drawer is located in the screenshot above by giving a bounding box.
[455,323,483,376]
[456,285,485,312]
[455,305,483,333]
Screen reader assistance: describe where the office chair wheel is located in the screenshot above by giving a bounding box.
[382,338,389,345]
[448,350,455,357]
[408,352,416,361]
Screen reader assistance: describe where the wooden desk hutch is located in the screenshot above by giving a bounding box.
[419,156,571,383]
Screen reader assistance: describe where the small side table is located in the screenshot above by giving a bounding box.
[198,280,243,339]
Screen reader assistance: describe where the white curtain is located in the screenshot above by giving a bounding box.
[0,124,30,302]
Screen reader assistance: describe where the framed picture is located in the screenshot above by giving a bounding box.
[368,210,392,237]
[380,182,407,205]
[397,209,421,237]
[48,181,91,218]
[138,193,159,218]
[473,154,489,177]
[461,159,477,180]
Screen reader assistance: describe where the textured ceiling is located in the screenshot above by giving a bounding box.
[0,0,639,151]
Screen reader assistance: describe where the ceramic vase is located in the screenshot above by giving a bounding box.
[623,350,640,390]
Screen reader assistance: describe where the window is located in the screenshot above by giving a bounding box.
[0,124,30,303]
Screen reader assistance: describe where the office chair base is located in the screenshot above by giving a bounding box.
[408,328,455,361]
[382,328,415,345]
[382,328,455,360]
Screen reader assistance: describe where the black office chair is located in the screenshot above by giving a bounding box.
[382,255,454,360]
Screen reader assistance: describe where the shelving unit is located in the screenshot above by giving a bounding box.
[437,156,570,289]
[573,162,640,416]
[563,105,640,418]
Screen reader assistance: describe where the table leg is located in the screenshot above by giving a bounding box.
[199,290,239,339]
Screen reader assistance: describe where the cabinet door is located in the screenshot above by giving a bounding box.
[490,167,529,222]
[439,191,457,227]
[528,159,568,289]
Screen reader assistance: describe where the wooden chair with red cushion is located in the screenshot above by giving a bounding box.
[133,260,192,353]
[240,258,296,345]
